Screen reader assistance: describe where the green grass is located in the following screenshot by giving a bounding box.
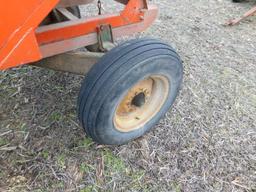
[78,137,94,149]
[80,163,95,174]
[56,154,66,169]
[41,150,49,159]
[102,149,126,175]
[170,182,182,192]
[19,122,27,132]
[0,138,8,146]
[80,185,95,192]
[129,170,147,191]
[49,111,62,122]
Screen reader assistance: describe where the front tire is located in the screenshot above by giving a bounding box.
[78,38,183,145]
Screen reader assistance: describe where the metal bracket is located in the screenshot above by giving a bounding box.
[97,25,114,52]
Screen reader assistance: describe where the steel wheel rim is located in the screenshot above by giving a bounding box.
[114,75,170,132]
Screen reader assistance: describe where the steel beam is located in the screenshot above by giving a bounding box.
[57,0,94,8]
[34,51,103,75]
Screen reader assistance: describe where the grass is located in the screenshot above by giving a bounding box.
[0,138,8,146]
[41,150,50,159]
[0,0,256,191]
[80,185,95,192]
[49,111,62,122]
[78,137,94,149]
[56,154,66,169]
[170,182,182,192]
[102,149,126,175]
[79,163,94,174]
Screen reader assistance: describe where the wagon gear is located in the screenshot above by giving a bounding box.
[0,0,183,145]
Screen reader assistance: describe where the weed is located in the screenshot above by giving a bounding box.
[80,185,95,192]
[102,149,126,175]
[78,137,94,149]
[41,150,49,159]
[80,163,94,174]
[171,182,182,192]
[50,111,62,122]
[57,154,66,169]
[0,138,8,146]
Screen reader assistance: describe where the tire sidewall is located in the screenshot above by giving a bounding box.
[93,56,182,144]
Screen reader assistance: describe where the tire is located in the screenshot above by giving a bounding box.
[78,38,183,145]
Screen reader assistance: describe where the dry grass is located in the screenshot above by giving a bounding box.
[0,0,256,191]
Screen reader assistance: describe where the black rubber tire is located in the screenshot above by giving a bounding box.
[78,38,183,145]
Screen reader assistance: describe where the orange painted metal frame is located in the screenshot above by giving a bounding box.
[0,0,59,70]
[0,0,158,70]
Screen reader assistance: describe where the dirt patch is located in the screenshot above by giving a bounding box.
[0,0,256,191]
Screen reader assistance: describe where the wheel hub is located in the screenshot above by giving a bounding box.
[114,75,170,132]
[131,92,146,107]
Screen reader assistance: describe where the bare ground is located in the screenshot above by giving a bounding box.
[0,0,256,191]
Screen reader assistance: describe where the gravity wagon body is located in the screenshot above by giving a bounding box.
[0,0,183,145]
